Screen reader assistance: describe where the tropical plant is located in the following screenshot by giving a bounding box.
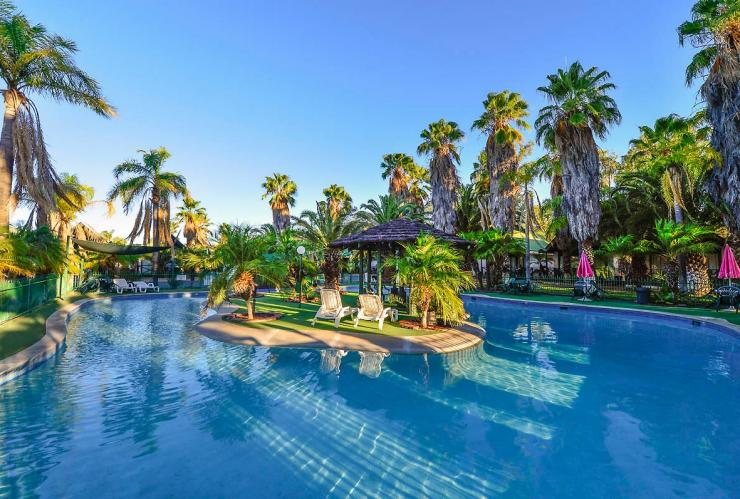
[647,219,718,294]
[533,144,573,268]
[467,229,525,287]
[380,153,417,200]
[261,173,296,232]
[322,184,352,220]
[472,91,530,232]
[195,225,287,319]
[0,3,115,231]
[385,234,474,328]
[535,62,622,252]
[406,162,431,213]
[356,194,419,227]
[0,225,65,277]
[598,150,622,188]
[175,196,210,247]
[454,183,482,234]
[679,0,740,238]
[470,150,491,229]
[597,234,652,280]
[417,119,464,233]
[292,202,360,289]
[625,113,717,223]
[107,147,188,275]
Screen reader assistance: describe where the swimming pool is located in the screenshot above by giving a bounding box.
[0,295,738,497]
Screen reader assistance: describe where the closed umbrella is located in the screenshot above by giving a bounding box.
[576,250,595,301]
[718,243,740,286]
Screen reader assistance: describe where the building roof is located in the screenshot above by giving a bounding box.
[330,219,472,250]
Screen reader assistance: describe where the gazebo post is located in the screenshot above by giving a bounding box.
[358,248,364,293]
[376,251,383,299]
[367,249,373,294]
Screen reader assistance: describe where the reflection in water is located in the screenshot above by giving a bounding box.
[358,351,389,378]
[319,349,347,374]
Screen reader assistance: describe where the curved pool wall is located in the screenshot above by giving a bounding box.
[0,295,738,497]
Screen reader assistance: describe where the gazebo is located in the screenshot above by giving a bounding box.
[330,219,472,295]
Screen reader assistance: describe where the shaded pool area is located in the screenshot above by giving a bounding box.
[0,295,738,497]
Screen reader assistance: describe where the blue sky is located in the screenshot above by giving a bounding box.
[20,0,702,237]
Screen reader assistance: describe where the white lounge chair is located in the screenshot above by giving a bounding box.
[311,288,354,328]
[353,294,397,330]
[133,281,160,293]
[112,278,137,294]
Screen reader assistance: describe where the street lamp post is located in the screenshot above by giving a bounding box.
[297,246,306,308]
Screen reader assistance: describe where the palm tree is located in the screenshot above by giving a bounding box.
[468,229,525,287]
[175,196,210,247]
[626,113,717,224]
[193,225,287,320]
[261,173,296,232]
[322,184,352,219]
[454,183,482,234]
[417,119,464,233]
[292,202,360,289]
[472,91,530,232]
[385,234,474,328]
[380,153,417,200]
[406,162,431,213]
[648,219,718,296]
[535,62,621,253]
[678,1,740,236]
[597,234,652,280]
[0,5,115,231]
[356,194,419,227]
[107,147,188,276]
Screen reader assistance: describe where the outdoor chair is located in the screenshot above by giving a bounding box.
[133,281,160,293]
[311,288,355,328]
[504,277,532,294]
[112,278,137,294]
[713,286,739,313]
[354,294,398,331]
[572,279,603,301]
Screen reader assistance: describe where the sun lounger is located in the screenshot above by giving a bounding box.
[133,281,160,293]
[713,286,739,312]
[311,288,355,328]
[572,279,603,301]
[354,294,397,330]
[112,278,137,294]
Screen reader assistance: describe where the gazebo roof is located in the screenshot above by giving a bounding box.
[330,219,472,250]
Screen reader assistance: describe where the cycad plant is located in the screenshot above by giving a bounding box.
[196,224,287,319]
[648,219,718,295]
[467,229,525,288]
[417,119,464,233]
[385,234,474,328]
[679,1,740,236]
[597,234,652,281]
[535,62,621,253]
[261,173,297,232]
[472,91,530,232]
[0,4,115,231]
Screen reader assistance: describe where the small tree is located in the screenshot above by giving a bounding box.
[471,229,525,288]
[386,234,474,328]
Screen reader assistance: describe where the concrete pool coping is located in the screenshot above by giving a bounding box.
[195,302,486,354]
[0,291,208,385]
[463,293,740,339]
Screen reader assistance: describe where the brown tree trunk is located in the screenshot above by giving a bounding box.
[151,191,160,280]
[323,248,342,289]
[487,136,518,232]
[0,92,20,232]
[430,155,458,233]
[555,125,602,246]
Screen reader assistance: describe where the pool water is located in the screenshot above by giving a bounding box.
[0,296,738,498]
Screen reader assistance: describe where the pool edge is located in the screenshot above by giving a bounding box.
[0,291,208,385]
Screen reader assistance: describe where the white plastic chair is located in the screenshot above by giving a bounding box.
[353,294,396,330]
[311,288,354,328]
[133,281,160,293]
[112,278,136,294]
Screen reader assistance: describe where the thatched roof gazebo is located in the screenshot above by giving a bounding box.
[330,219,472,295]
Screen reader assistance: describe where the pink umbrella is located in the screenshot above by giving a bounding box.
[718,243,740,285]
[577,250,594,279]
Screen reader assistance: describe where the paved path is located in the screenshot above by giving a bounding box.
[195,304,485,354]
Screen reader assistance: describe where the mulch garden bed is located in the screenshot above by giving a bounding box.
[398,319,450,331]
[224,312,283,323]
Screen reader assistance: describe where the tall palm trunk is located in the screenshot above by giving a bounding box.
[555,125,601,248]
[703,47,740,241]
[271,203,290,232]
[323,248,342,290]
[430,155,457,233]
[487,138,518,232]
[0,92,20,232]
[666,165,688,290]
[151,190,160,279]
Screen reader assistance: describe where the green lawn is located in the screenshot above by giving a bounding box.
[0,292,95,361]
[465,291,740,326]
[228,293,433,337]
